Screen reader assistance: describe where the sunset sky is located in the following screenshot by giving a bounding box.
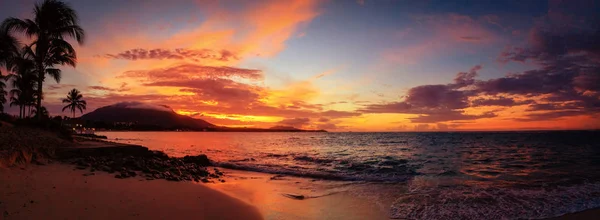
[1,0,599,131]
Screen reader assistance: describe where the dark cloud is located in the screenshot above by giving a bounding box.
[317,123,338,130]
[103,48,239,62]
[88,86,116,91]
[361,6,600,123]
[120,64,263,81]
[47,84,77,91]
[517,110,591,122]
[318,117,330,122]
[278,118,310,127]
[359,66,486,122]
[408,110,496,123]
[88,85,130,92]
[471,97,533,107]
[146,78,262,105]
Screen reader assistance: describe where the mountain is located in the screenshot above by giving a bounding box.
[79,102,215,130]
[80,102,326,132]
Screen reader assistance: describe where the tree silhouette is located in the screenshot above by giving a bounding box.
[7,48,38,118]
[2,0,85,119]
[0,28,19,113]
[62,88,86,118]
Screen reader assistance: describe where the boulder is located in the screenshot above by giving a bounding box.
[182,154,211,166]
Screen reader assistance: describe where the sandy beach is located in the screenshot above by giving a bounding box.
[0,162,389,220]
[3,162,600,219]
[0,164,262,220]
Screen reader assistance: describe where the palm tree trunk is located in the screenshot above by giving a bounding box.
[36,65,44,120]
[19,105,23,119]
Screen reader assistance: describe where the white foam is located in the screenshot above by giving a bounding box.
[390,182,600,219]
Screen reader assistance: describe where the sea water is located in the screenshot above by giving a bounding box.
[97,131,600,219]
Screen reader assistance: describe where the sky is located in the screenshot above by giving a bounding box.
[0,0,599,131]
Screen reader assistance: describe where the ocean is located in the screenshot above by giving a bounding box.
[97,131,600,219]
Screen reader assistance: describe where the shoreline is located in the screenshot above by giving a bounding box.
[0,163,262,219]
[2,137,599,219]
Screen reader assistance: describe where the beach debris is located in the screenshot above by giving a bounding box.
[282,193,305,200]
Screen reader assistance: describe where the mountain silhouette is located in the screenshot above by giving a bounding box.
[80,102,215,130]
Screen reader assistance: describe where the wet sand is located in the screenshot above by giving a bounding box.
[0,164,262,220]
[209,168,390,220]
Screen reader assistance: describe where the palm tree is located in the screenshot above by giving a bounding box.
[7,48,38,118]
[0,76,7,113]
[62,88,86,118]
[0,29,20,113]
[2,0,85,119]
[32,106,49,119]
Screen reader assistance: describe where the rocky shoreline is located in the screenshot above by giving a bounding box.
[57,144,225,183]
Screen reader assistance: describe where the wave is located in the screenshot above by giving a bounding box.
[214,161,416,182]
[293,155,334,164]
[390,182,600,219]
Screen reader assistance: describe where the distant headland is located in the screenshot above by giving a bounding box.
[78,102,326,132]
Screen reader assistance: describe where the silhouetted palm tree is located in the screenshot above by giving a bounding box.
[7,48,38,118]
[32,106,49,119]
[2,0,85,119]
[0,76,7,113]
[0,29,20,113]
[62,88,86,118]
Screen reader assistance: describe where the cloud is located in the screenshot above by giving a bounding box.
[470,97,532,107]
[119,64,263,81]
[146,78,263,105]
[88,85,130,92]
[106,101,174,112]
[103,48,239,62]
[318,117,330,122]
[277,117,310,127]
[408,111,497,123]
[47,84,77,91]
[360,56,599,123]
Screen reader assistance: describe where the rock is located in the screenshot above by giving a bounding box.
[100,165,111,172]
[83,173,95,176]
[127,171,137,177]
[201,178,209,183]
[115,174,123,179]
[75,165,87,170]
[119,171,129,178]
[182,155,211,166]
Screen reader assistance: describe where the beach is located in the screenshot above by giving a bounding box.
[2,130,600,219]
[0,163,389,220]
[0,163,261,220]
[2,162,599,220]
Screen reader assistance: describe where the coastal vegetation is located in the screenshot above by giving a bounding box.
[1,0,84,119]
[62,88,86,118]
